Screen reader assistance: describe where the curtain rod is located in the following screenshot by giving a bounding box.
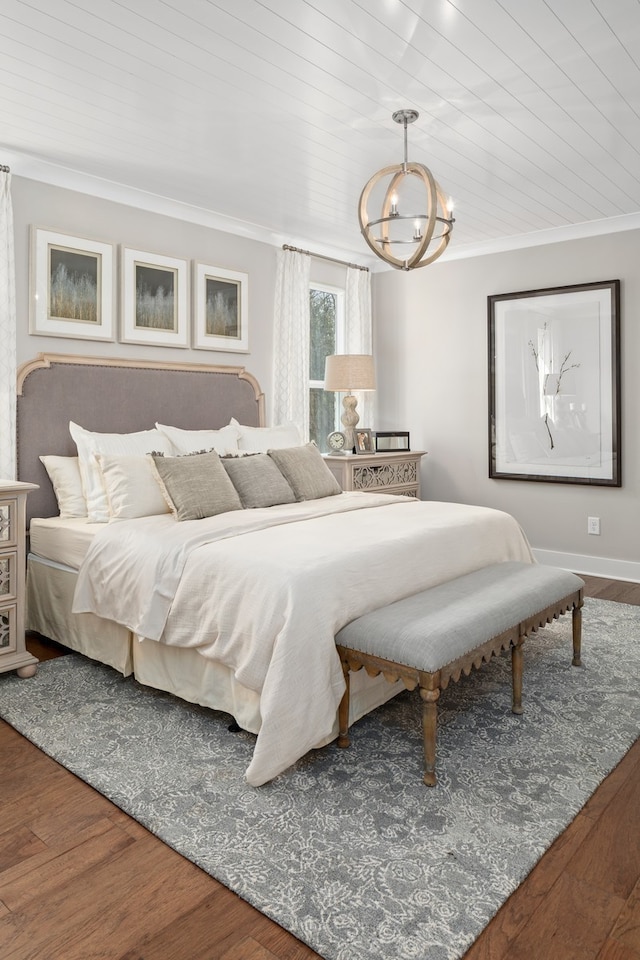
[282,244,369,272]
[0,164,10,173]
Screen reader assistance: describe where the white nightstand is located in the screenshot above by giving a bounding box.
[0,480,39,678]
[325,451,427,498]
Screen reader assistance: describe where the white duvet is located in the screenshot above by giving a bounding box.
[73,492,534,785]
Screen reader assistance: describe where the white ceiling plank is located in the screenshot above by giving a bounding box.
[1,0,640,258]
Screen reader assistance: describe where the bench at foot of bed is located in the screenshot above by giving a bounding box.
[335,561,584,787]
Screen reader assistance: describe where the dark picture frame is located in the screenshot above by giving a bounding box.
[488,279,621,486]
[374,431,410,452]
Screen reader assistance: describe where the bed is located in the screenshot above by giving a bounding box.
[18,353,535,785]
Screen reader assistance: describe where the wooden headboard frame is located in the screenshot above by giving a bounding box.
[17,353,265,526]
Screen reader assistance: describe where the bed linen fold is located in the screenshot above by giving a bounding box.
[73,492,405,638]
[72,494,534,785]
[29,516,105,570]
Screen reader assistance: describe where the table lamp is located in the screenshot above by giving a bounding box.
[324,354,376,452]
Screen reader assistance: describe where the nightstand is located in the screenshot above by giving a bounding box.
[325,451,427,498]
[0,480,39,678]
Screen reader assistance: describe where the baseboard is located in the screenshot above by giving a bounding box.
[533,548,640,584]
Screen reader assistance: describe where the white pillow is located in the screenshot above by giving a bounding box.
[96,454,171,520]
[230,418,302,452]
[39,455,87,518]
[155,422,240,456]
[69,422,171,523]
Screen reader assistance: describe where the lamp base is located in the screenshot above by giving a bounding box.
[341,394,359,453]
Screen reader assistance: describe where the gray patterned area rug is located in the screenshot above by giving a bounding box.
[1,597,639,960]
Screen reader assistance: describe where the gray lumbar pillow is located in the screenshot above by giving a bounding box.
[222,453,296,508]
[151,451,243,521]
[268,443,342,501]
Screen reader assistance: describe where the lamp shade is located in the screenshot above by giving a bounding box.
[324,354,376,392]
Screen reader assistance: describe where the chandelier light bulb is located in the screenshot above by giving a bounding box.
[358,109,455,270]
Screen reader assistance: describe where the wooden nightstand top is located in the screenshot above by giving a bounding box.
[324,450,427,463]
[0,480,39,495]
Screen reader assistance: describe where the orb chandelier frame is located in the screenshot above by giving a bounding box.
[358,109,455,271]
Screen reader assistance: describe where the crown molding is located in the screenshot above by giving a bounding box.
[440,212,640,262]
[7,149,640,267]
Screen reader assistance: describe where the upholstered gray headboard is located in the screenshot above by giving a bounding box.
[17,353,265,525]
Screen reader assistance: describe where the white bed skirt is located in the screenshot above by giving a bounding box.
[27,556,133,675]
[26,554,404,741]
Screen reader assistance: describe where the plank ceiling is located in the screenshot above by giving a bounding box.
[2,0,640,265]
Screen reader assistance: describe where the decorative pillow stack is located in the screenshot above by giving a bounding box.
[57,419,341,523]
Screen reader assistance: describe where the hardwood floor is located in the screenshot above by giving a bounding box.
[0,578,638,960]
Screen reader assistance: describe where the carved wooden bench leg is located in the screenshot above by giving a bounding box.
[420,685,440,787]
[337,659,351,748]
[572,603,583,667]
[511,636,524,715]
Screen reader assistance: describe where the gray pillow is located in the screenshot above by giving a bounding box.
[268,443,342,501]
[151,452,243,521]
[222,453,296,508]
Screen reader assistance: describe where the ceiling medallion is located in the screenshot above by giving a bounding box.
[358,109,455,271]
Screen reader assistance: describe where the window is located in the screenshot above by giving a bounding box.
[309,284,345,452]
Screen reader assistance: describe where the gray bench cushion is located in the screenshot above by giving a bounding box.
[335,562,584,673]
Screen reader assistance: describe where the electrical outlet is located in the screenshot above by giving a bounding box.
[587,516,600,535]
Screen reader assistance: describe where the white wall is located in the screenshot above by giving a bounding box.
[13,176,278,411]
[373,231,640,581]
[12,177,348,422]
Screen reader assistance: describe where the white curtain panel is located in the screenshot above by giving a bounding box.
[272,248,311,438]
[345,266,374,430]
[0,170,16,480]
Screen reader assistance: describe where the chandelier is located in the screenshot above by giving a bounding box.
[358,109,455,271]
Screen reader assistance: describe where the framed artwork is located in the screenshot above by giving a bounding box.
[193,262,249,352]
[374,431,410,452]
[30,227,115,341]
[488,279,621,486]
[355,428,373,454]
[121,248,189,347]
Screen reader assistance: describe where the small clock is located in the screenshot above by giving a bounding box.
[327,430,347,453]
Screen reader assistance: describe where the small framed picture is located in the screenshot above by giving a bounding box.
[193,262,249,352]
[121,247,189,347]
[355,428,373,454]
[374,431,410,452]
[30,227,115,341]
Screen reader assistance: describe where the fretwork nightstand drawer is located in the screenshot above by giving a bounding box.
[325,451,427,498]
